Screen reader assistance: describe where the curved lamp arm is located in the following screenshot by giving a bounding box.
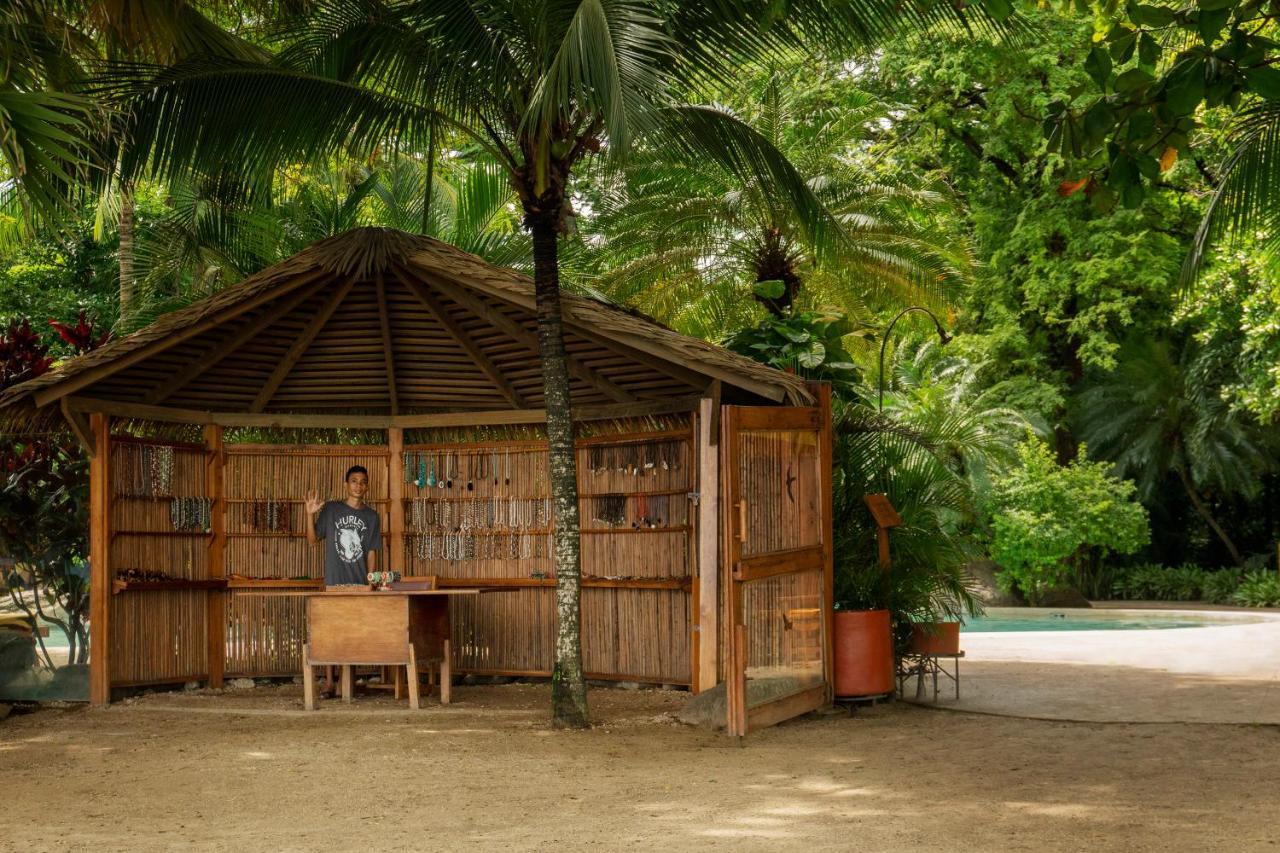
[877,306,951,414]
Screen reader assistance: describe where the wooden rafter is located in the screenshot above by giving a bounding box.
[416,269,637,404]
[374,273,399,415]
[249,277,357,413]
[396,271,526,409]
[419,260,791,404]
[146,279,328,405]
[567,324,711,390]
[31,269,330,409]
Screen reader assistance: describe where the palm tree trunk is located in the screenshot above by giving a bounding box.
[529,212,590,729]
[118,185,137,324]
[1175,463,1244,566]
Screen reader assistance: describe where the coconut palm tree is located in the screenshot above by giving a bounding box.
[104,0,1011,728]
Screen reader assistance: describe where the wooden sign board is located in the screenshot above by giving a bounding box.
[863,493,902,529]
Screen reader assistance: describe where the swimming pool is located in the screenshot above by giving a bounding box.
[962,607,1272,632]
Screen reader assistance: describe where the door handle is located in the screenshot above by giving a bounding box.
[738,499,748,542]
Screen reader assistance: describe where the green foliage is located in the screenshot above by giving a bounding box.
[1049,0,1280,283]
[1232,571,1280,608]
[1109,562,1245,602]
[985,438,1150,605]
[723,308,863,396]
[1203,569,1243,605]
[0,213,118,338]
[829,344,1026,625]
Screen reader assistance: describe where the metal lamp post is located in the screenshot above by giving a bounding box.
[877,306,952,414]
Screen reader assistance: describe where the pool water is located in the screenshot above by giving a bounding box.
[962,608,1266,632]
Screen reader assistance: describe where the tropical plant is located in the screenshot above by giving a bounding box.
[985,438,1150,605]
[722,303,864,396]
[105,0,1013,728]
[580,66,972,333]
[0,312,106,671]
[1077,335,1271,566]
[1203,568,1242,605]
[825,342,1027,635]
[831,403,984,633]
[1233,571,1280,608]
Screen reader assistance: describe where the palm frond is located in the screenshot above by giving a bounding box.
[1182,102,1280,289]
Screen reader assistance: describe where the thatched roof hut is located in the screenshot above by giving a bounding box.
[0,227,810,434]
[0,228,832,738]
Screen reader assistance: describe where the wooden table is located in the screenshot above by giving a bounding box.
[302,587,505,710]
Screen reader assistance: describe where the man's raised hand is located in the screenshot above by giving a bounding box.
[304,490,324,515]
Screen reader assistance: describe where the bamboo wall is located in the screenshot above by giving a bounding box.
[100,416,697,690]
[107,438,210,684]
[402,420,694,684]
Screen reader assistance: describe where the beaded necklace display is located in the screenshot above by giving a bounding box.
[118,443,175,497]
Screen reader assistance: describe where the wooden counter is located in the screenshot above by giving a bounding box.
[302,587,508,710]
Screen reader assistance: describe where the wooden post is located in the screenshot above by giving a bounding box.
[388,427,405,570]
[88,414,110,706]
[814,383,835,701]
[204,424,226,689]
[694,397,720,694]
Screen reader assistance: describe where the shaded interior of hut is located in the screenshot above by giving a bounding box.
[105,415,705,689]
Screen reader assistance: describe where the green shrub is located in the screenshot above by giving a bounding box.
[1159,564,1206,601]
[985,439,1149,605]
[1203,570,1241,605]
[1112,563,1164,600]
[1233,572,1280,608]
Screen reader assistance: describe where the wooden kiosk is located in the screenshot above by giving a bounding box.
[0,228,833,735]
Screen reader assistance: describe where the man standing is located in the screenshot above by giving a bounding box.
[305,465,382,586]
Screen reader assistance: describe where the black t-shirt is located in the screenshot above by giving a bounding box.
[314,501,382,585]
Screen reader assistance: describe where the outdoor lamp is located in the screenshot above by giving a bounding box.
[877,305,952,414]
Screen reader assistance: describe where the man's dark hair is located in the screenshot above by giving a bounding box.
[345,465,369,481]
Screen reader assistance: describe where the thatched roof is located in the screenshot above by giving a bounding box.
[0,228,811,430]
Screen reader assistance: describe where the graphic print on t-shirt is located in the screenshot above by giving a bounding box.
[334,514,368,564]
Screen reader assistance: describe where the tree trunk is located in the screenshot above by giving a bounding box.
[1174,462,1243,567]
[118,185,137,325]
[529,212,590,729]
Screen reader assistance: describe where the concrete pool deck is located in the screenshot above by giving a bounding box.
[903,604,1280,724]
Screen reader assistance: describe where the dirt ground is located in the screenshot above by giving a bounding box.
[2,681,1278,853]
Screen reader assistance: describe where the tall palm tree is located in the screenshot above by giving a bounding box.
[1077,336,1272,565]
[105,0,1010,727]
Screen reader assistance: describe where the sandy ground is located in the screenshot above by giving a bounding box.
[2,681,1280,853]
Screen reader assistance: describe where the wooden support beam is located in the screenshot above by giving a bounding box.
[65,394,702,428]
[420,271,638,404]
[60,398,95,456]
[397,272,526,409]
[33,270,330,409]
[250,277,357,413]
[815,382,835,702]
[204,424,226,689]
[388,426,405,570]
[88,414,110,706]
[695,396,720,695]
[374,274,399,415]
[147,279,326,405]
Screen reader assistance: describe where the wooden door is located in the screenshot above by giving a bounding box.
[721,399,833,736]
